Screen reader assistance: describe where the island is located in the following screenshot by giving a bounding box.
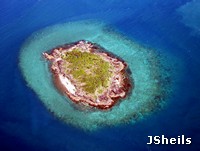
[43,40,131,109]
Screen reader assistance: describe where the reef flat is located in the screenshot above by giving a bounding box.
[19,20,174,131]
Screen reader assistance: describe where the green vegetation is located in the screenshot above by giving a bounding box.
[62,49,113,94]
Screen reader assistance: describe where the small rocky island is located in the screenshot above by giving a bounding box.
[43,40,131,109]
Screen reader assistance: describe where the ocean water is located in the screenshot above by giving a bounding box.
[0,0,200,151]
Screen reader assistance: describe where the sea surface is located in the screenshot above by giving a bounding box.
[0,0,200,151]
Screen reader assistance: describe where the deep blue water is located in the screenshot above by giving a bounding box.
[0,0,200,151]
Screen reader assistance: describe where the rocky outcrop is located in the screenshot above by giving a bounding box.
[43,40,131,109]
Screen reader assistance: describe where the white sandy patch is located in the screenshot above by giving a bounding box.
[96,98,100,103]
[59,74,76,94]
[55,58,62,62]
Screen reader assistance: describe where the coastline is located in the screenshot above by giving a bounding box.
[19,20,174,130]
[44,40,132,109]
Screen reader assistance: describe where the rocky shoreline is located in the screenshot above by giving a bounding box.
[43,40,131,109]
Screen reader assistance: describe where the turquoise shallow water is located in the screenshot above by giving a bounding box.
[20,20,176,130]
[0,0,200,151]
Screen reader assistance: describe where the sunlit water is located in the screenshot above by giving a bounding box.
[19,20,174,131]
[0,0,200,151]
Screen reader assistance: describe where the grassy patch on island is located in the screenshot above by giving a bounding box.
[62,49,113,94]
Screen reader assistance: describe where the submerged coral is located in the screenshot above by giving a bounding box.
[19,20,173,131]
